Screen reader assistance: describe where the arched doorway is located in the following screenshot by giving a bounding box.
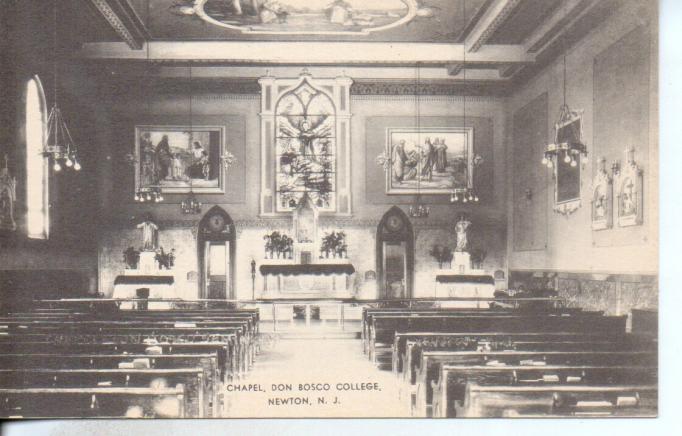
[376,206,414,299]
[197,206,236,299]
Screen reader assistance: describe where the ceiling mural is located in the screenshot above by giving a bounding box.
[137,0,490,42]
[194,0,419,35]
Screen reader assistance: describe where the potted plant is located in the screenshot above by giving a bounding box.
[263,231,279,259]
[280,234,294,259]
[123,246,140,269]
[321,231,347,258]
[155,247,173,270]
[264,231,294,259]
[429,244,453,269]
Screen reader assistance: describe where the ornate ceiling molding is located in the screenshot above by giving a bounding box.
[466,0,524,52]
[87,0,148,50]
[350,81,507,96]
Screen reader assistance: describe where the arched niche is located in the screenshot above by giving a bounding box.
[376,206,414,299]
[197,206,236,299]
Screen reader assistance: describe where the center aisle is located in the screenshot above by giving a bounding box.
[223,338,407,417]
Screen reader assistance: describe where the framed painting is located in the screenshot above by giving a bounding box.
[135,125,226,194]
[591,158,613,230]
[553,111,584,215]
[616,148,644,227]
[385,127,473,195]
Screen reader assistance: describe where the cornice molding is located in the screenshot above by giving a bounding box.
[87,0,147,50]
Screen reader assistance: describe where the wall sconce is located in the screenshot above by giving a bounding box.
[524,188,533,201]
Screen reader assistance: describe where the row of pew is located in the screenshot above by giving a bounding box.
[362,305,657,418]
[0,303,260,418]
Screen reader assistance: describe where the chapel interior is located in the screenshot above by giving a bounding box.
[0,0,658,419]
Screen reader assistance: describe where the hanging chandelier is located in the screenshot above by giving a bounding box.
[409,196,430,218]
[450,11,478,205]
[43,0,81,173]
[408,62,429,219]
[181,191,202,214]
[134,22,161,205]
[134,187,163,203]
[180,62,203,214]
[541,103,588,169]
[541,4,588,170]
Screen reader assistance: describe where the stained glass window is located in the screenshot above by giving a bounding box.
[275,81,336,212]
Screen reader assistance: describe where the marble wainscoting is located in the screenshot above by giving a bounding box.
[509,270,658,331]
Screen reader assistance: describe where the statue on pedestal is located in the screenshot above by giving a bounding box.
[454,214,471,252]
[0,155,17,232]
[137,214,159,252]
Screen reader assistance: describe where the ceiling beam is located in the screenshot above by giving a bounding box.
[446,64,464,76]
[523,0,598,53]
[78,42,535,66]
[87,0,148,50]
[464,0,523,53]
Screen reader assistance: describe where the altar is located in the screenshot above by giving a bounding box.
[112,219,177,308]
[260,263,356,298]
[430,217,495,307]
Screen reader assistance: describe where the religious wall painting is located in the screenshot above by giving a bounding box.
[385,127,474,195]
[135,125,226,194]
[591,158,613,231]
[615,147,644,227]
[175,0,432,36]
[553,110,585,215]
[275,80,336,211]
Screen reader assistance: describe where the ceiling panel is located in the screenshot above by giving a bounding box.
[126,0,490,42]
[486,0,562,45]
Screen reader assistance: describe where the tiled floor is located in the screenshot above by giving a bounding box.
[223,338,406,418]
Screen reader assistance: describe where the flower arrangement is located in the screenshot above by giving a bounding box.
[320,231,347,258]
[155,247,175,270]
[123,246,141,269]
[263,231,294,259]
[429,244,453,269]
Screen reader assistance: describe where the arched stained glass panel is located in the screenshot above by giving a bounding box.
[275,81,336,212]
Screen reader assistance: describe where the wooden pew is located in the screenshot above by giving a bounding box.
[453,382,657,417]
[412,349,656,417]
[391,331,642,376]
[0,386,188,418]
[0,341,233,382]
[0,317,258,368]
[431,364,657,418]
[368,313,627,364]
[361,306,590,350]
[0,367,209,418]
[0,326,249,378]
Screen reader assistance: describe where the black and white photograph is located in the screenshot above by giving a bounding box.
[0,0,668,427]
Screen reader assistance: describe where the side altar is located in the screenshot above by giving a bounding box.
[113,216,177,308]
[431,215,495,307]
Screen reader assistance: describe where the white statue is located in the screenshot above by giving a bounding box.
[454,215,471,252]
[137,214,159,252]
[0,155,16,232]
